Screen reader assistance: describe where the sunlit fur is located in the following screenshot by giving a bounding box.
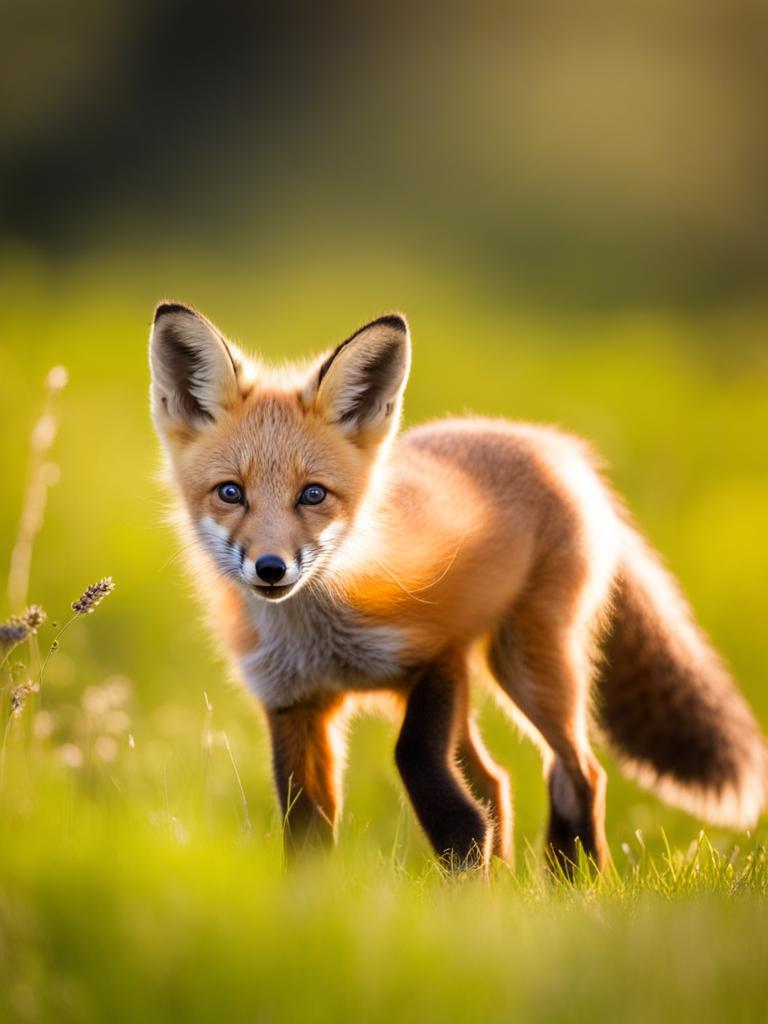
[150,303,766,873]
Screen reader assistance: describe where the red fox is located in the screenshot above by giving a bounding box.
[149,303,766,873]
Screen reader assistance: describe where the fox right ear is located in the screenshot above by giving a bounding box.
[149,303,243,434]
[310,314,411,448]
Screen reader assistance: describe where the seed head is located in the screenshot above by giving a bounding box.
[71,577,115,615]
[0,606,46,652]
[0,621,30,650]
[10,680,39,716]
[22,605,46,632]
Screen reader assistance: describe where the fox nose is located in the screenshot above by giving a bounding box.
[255,554,287,585]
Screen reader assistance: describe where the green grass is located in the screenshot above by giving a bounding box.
[1,821,766,1024]
[0,248,767,1022]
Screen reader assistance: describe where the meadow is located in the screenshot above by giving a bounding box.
[1,247,767,1022]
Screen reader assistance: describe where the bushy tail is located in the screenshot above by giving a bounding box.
[597,526,766,829]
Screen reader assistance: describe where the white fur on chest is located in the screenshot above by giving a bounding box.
[238,592,406,708]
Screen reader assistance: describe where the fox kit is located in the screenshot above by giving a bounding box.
[149,303,766,873]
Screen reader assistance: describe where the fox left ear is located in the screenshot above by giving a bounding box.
[149,302,246,436]
[310,314,411,446]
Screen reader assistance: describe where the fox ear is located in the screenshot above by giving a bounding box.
[311,314,411,446]
[149,303,243,433]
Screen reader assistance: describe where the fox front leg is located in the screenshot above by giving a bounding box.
[267,696,347,858]
[395,657,492,869]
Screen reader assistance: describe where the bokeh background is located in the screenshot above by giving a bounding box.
[1,0,767,867]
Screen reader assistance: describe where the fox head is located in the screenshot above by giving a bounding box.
[149,303,410,603]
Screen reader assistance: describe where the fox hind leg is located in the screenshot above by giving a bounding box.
[488,613,608,877]
[545,749,607,877]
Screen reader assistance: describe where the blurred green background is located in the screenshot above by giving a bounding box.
[1,0,767,858]
[1,4,767,1018]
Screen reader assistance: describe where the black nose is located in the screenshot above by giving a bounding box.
[255,554,287,585]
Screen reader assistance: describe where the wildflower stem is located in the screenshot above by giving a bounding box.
[38,613,78,690]
[0,708,15,797]
[222,732,253,837]
[35,580,114,696]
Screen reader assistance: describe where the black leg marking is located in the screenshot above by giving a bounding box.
[395,662,490,868]
[546,757,606,878]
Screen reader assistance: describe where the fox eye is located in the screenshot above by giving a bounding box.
[299,484,327,506]
[217,481,244,505]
